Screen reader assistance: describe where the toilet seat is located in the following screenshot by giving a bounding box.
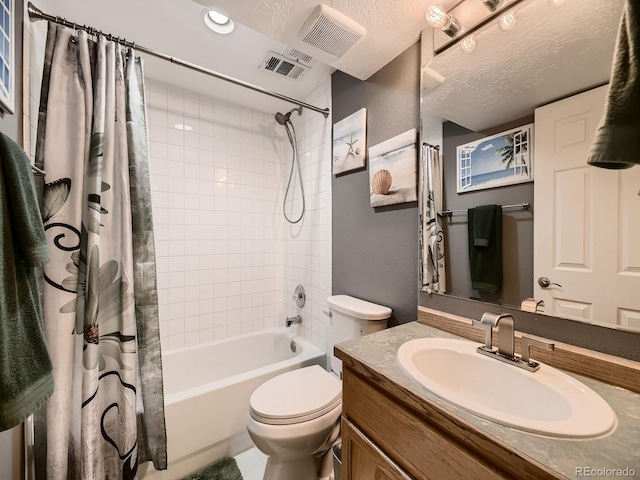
[249,365,342,425]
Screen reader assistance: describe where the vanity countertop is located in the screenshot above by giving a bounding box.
[335,321,640,480]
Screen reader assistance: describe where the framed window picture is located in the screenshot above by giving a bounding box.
[0,0,13,114]
[456,124,533,193]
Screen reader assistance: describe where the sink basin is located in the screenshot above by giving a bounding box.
[397,338,616,438]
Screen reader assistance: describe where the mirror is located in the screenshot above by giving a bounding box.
[419,0,640,334]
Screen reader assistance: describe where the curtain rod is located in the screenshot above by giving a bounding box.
[27,3,330,119]
[442,202,530,217]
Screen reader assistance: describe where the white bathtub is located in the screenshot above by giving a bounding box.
[141,327,325,480]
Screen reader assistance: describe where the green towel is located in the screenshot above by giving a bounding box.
[468,205,502,293]
[0,132,53,432]
[587,0,640,169]
[181,457,243,480]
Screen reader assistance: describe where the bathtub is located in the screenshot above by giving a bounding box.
[141,327,325,480]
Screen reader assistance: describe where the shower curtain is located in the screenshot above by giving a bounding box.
[421,144,446,293]
[33,24,167,479]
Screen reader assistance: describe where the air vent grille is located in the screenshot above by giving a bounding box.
[298,5,366,58]
[284,47,313,66]
[303,15,360,57]
[261,51,309,81]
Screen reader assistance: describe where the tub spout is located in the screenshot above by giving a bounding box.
[285,315,302,327]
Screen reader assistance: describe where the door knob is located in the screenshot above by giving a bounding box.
[538,277,562,288]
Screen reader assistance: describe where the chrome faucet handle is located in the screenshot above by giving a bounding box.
[472,319,494,350]
[521,336,555,365]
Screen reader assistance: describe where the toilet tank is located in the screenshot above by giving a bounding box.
[327,295,391,378]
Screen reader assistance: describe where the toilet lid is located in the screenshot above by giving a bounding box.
[249,365,342,425]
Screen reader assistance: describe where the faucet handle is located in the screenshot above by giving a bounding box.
[521,336,555,365]
[472,319,494,350]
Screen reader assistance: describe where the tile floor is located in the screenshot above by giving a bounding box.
[235,447,268,480]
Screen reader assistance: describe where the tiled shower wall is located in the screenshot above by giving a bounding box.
[281,79,333,355]
[147,78,333,354]
[147,79,286,351]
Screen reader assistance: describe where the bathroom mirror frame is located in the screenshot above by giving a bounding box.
[418,0,640,361]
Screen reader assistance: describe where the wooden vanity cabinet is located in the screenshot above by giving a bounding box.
[341,418,412,480]
[340,365,521,480]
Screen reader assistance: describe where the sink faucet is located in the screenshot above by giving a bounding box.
[472,312,554,372]
[479,312,515,360]
[285,315,302,327]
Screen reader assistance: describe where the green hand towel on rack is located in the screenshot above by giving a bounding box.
[0,132,53,432]
[468,205,502,294]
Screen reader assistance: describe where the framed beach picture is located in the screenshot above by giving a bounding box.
[0,0,14,114]
[368,128,417,207]
[333,108,366,175]
[456,124,533,193]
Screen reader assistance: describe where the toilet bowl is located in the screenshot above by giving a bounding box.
[246,295,392,480]
[246,365,342,480]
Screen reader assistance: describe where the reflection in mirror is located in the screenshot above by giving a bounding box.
[419,143,446,293]
[419,0,640,333]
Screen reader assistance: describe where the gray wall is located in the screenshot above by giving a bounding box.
[442,119,534,308]
[332,42,420,326]
[0,0,26,479]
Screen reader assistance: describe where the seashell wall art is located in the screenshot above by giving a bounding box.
[371,169,392,195]
[368,128,418,207]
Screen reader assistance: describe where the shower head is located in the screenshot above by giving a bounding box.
[275,111,290,125]
[275,106,303,125]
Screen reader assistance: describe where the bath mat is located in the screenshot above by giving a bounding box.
[181,457,243,480]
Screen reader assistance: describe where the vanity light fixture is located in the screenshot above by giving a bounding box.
[426,4,461,38]
[482,0,502,12]
[498,10,517,32]
[461,35,477,53]
[203,9,235,34]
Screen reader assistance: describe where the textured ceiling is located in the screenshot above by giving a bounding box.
[36,0,335,114]
[422,0,623,131]
[195,0,436,80]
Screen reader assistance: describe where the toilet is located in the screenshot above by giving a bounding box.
[246,295,391,480]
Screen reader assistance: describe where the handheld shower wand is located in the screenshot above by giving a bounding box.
[275,106,305,224]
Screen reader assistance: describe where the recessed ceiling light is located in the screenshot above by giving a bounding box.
[174,124,193,131]
[204,9,235,34]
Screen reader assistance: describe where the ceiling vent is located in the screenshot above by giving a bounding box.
[283,46,313,66]
[261,51,310,80]
[298,5,367,58]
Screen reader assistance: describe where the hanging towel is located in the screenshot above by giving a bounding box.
[468,205,502,293]
[0,132,53,432]
[587,0,640,169]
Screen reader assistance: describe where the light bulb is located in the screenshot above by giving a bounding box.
[426,4,448,29]
[548,0,565,6]
[499,11,517,32]
[426,4,461,38]
[461,36,477,53]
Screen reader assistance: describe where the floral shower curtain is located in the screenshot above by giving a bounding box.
[421,144,446,293]
[33,25,167,479]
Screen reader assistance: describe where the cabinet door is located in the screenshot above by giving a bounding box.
[341,418,413,480]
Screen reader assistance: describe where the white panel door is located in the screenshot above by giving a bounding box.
[534,86,640,331]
